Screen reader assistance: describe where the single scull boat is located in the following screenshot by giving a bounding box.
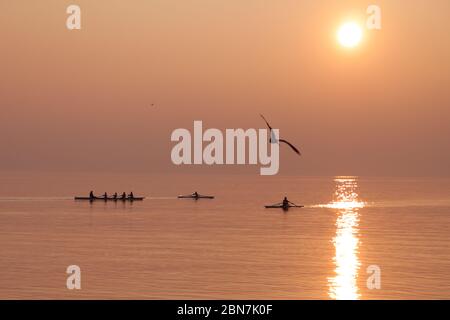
[178,192,214,199]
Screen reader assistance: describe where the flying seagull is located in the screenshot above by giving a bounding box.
[260,114,301,156]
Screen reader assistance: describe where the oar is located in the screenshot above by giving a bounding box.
[288,201,302,207]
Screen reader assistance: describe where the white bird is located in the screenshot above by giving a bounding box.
[260,114,301,156]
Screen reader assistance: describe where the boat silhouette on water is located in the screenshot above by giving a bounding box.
[178,192,214,199]
[74,196,144,201]
[75,191,144,201]
[265,197,303,211]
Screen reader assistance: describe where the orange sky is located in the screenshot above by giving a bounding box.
[0,0,449,176]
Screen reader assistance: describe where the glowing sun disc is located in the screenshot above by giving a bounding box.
[337,22,363,48]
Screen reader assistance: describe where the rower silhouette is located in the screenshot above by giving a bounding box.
[282,196,298,210]
[283,196,289,207]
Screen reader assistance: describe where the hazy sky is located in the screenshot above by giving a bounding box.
[1,0,449,176]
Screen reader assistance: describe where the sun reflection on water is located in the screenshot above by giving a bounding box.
[327,177,364,300]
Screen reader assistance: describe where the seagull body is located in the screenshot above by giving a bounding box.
[260,114,301,156]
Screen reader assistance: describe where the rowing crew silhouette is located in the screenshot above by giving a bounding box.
[76,191,144,201]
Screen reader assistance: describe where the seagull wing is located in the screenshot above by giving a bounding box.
[259,114,273,130]
[260,114,276,143]
[279,139,301,156]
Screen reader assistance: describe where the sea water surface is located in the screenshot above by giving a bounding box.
[0,173,449,299]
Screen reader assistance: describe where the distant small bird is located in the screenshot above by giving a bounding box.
[260,114,301,156]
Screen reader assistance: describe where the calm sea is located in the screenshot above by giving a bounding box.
[0,173,449,299]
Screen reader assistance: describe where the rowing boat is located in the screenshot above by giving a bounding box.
[74,196,144,201]
[265,204,304,209]
[178,194,214,199]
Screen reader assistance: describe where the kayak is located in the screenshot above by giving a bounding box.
[178,194,214,199]
[74,196,144,201]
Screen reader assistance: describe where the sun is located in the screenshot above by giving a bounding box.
[337,22,363,48]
